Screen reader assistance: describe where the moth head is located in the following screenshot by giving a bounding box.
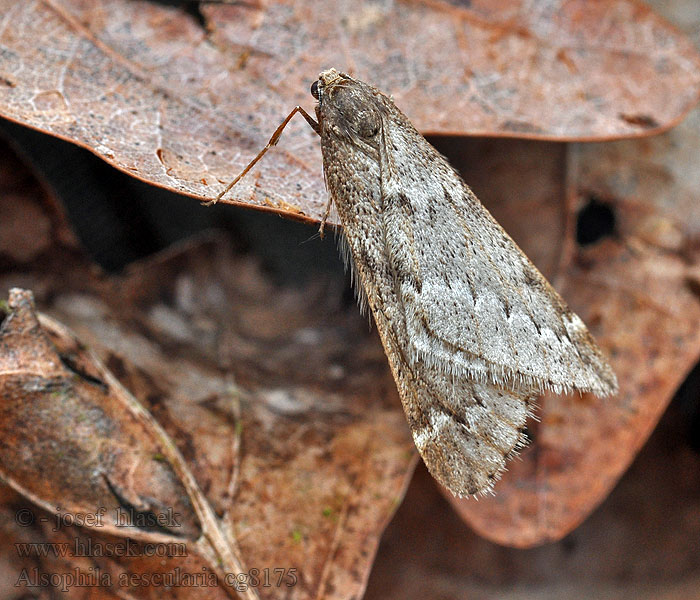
[312,68,383,143]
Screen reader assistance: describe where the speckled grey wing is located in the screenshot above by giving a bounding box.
[316,71,616,497]
[321,116,535,497]
[379,118,617,397]
[379,319,537,496]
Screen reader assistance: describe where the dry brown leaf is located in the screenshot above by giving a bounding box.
[0,0,699,223]
[0,290,198,541]
[0,161,416,598]
[0,288,257,599]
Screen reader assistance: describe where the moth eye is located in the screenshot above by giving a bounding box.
[311,80,320,100]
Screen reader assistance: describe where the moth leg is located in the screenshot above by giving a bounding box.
[319,195,334,240]
[205,106,320,205]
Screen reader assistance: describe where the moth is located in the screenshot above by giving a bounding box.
[212,68,618,497]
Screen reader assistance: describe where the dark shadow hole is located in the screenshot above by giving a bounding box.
[576,196,616,246]
[147,1,206,30]
[183,1,207,29]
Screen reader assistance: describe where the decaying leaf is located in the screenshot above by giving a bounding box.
[0,152,417,598]
[0,288,259,599]
[0,0,698,223]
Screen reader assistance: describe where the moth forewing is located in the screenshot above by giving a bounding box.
[213,67,618,498]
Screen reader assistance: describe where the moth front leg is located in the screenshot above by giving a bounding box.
[208,106,320,206]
